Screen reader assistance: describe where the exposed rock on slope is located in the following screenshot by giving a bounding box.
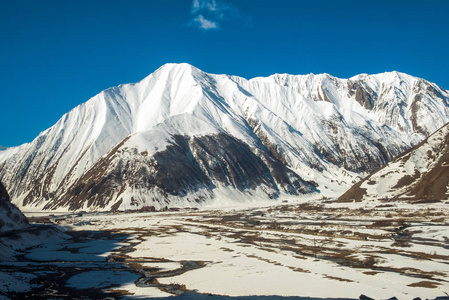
[1,64,449,211]
[45,133,316,211]
[339,122,449,202]
[0,181,28,232]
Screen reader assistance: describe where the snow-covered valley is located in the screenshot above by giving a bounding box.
[1,200,448,299]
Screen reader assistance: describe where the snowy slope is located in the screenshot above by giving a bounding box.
[1,63,449,211]
[0,181,28,232]
[339,122,449,202]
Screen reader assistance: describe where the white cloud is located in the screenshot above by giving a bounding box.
[190,0,250,31]
[192,0,219,15]
[193,15,219,30]
[192,0,200,12]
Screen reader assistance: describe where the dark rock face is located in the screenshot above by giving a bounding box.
[0,181,28,232]
[347,80,377,110]
[191,134,274,191]
[48,133,316,210]
[151,135,215,195]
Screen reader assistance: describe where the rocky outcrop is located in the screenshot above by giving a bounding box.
[0,181,28,232]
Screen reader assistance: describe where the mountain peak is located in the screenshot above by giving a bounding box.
[155,63,204,77]
[1,64,449,211]
[349,71,414,82]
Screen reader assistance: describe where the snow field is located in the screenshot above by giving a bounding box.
[54,201,449,299]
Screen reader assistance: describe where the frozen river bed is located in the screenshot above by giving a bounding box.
[1,200,448,299]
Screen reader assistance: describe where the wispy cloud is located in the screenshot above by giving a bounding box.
[191,0,218,14]
[193,15,219,30]
[190,0,250,31]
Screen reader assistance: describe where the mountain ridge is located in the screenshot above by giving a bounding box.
[1,63,449,211]
[339,121,449,203]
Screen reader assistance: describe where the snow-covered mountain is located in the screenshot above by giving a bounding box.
[0,181,28,232]
[339,122,449,203]
[1,63,449,211]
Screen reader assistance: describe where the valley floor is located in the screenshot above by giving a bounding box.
[1,199,449,299]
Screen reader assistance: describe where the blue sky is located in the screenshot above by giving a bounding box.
[1,0,449,147]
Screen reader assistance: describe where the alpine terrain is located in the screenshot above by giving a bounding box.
[1,63,449,211]
[0,181,28,232]
[339,122,449,202]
